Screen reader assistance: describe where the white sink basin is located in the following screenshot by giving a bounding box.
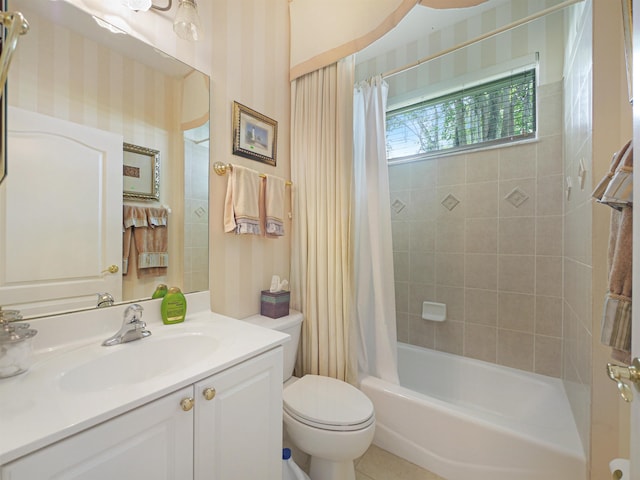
[58,333,218,392]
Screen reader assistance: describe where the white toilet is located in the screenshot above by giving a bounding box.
[244,310,375,480]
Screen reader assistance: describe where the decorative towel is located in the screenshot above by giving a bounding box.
[601,140,633,209]
[602,207,633,363]
[593,140,633,364]
[223,164,262,235]
[591,140,631,203]
[263,174,286,237]
[133,207,169,278]
[122,205,149,275]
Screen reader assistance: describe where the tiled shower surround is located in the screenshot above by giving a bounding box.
[389,81,564,377]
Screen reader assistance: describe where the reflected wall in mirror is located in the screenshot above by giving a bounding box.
[0,0,210,318]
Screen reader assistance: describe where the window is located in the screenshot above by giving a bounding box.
[385,69,536,161]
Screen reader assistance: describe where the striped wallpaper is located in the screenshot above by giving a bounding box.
[207,0,292,318]
[356,0,566,100]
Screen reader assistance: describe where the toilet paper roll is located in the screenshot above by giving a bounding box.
[609,458,630,479]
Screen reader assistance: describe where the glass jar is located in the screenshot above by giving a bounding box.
[0,309,37,378]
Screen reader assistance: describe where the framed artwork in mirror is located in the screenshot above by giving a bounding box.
[123,142,160,200]
[622,0,633,103]
[232,101,277,166]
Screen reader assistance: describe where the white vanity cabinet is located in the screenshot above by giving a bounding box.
[1,348,283,480]
[1,386,195,479]
[194,346,283,479]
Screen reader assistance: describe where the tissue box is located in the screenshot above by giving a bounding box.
[260,290,290,318]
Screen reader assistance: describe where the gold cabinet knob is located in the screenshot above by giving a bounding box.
[102,265,119,274]
[203,387,216,401]
[180,397,195,411]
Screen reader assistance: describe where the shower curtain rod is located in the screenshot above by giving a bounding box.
[382,0,585,79]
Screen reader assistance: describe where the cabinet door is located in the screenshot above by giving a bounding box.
[2,387,194,480]
[194,347,283,480]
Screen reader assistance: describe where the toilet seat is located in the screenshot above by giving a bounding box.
[283,375,375,432]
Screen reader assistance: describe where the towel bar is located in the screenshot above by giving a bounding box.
[213,161,292,186]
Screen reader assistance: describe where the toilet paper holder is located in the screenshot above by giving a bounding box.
[610,458,629,479]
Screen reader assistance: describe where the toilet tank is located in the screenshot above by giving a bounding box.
[242,310,303,382]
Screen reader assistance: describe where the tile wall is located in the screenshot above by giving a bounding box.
[184,138,210,294]
[562,0,592,456]
[389,81,564,377]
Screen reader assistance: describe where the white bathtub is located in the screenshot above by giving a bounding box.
[360,343,586,480]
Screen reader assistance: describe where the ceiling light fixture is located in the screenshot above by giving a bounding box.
[173,0,200,42]
[123,0,201,41]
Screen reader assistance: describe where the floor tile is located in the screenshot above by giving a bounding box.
[355,445,445,480]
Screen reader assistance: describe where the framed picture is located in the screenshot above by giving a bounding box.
[123,142,160,200]
[232,101,277,166]
[621,0,633,103]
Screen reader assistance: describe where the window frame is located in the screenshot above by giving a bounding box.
[385,67,537,162]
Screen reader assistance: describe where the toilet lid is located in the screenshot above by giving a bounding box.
[283,375,374,432]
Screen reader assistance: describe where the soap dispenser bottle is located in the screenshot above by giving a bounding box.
[161,287,187,324]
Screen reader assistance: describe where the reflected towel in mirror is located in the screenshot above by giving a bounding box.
[123,205,169,278]
[122,206,148,275]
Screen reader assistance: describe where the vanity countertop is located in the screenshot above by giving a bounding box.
[0,292,289,465]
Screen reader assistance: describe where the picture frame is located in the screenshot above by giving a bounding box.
[232,101,277,166]
[123,142,160,200]
[621,0,633,103]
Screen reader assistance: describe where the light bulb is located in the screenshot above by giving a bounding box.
[173,0,200,41]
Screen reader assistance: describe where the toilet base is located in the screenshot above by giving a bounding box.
[309,457,355,480]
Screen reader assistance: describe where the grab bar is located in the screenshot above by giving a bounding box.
[0,10,29,100]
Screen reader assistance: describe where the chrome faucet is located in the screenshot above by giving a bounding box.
[102,304,151,346]
[96,292,114,308]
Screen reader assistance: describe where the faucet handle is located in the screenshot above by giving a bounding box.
[96,292,114,308]
[123,304,144,324]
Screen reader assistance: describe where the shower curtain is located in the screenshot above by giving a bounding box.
[353,76,399,384]
[290,57,356,382]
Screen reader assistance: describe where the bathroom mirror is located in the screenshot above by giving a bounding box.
[0,0,210,318]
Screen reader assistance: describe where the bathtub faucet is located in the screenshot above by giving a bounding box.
[102,304,151,346]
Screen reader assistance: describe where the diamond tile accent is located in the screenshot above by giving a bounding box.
[504,187,530,208]
[441,193,460,211]
[391,198,406,214]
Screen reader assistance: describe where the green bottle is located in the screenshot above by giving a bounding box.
[152,284,168,299]
[161,287,187,324]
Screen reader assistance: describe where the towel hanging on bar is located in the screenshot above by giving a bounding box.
[593,140,633,364]
[223,164,262,235]
[263,174,286,237]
